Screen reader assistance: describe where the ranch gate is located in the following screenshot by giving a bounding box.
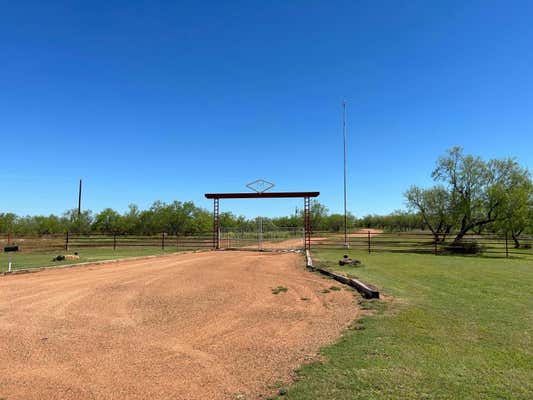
[204,191,320,250]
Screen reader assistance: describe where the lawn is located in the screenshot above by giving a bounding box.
[274,250,533,399]
[0,247,181,272]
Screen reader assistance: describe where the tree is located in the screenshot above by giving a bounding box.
[308,201,329,231]
[63,209,93,234]
[121,204,141,234]
[93,208,122,234]
[405,185,454,242]
[492,179,533,248]
[0,213,17,233]
[429,147,531,243]
[32,215,65,234]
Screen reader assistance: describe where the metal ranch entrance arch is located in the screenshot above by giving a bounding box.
[204,192,320,250]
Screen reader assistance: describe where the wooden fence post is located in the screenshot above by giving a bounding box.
[434,237,438,255]
[367,230,371,254]
[65,231,69,252]
[113,234,117,251]
[7,232,11,245]
[162,233,165,250]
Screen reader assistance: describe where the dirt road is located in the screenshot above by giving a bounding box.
[0,251,358,400]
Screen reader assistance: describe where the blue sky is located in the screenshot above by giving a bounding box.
[1,0,532,218]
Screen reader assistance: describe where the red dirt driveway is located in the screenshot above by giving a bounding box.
[0,251,359,400]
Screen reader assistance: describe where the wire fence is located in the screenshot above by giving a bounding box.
[0,232,214,253]
[310,231,533,260]
[1,231,532,260]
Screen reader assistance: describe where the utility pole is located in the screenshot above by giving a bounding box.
[343,100,349,248]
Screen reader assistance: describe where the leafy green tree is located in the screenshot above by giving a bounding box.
[308,201,329,231]
[325,213,357,232]
[492,179,533,248]
[0,213,18,233]
[63,209,93,234]
[405,185,455,242]
[33,215,65,234]
[430,147,532,243]
[93,208,122,234]
[121,204,141,234]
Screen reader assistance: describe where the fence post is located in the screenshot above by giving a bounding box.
[505,232,509,259]
[113,234,117,251]
[176,235,179,251]
[7,232,11,245]
[434,237,438,256]
[162,233,165,250]
[65,231,69,252]
[367,230,371,254]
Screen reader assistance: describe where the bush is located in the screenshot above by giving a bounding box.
[444,240,484,255]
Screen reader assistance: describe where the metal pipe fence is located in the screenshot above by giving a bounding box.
[1,232,214,253]
[2,231,532,260]
[309,231,533,260]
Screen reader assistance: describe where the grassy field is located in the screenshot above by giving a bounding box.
[273,250,533,399]
[0,247,181,272]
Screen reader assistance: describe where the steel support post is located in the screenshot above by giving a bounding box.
[213,198,220,249]
[304,197,311,250]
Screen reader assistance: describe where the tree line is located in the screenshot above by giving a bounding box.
[0,200,359,236]
[2,148,531,246]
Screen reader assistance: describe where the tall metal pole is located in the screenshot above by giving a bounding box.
[343,100,349,248]
[78,178,82,218]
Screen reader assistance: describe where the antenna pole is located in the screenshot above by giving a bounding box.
[343,100,349,248]
[78,178,82,218]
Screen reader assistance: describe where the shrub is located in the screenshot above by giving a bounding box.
[444,240,484,254]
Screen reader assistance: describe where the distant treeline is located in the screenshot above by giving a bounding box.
[0,201,361,236]
[0,200,430,236]
[2,200,530,243]
[2,148,531,247]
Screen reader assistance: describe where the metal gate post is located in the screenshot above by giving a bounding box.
[213,198,220,249]
[304,197,311,250]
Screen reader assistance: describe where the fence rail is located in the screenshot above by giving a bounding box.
[1,231,532,260]
[1,233,214,253]
[310,231,533,260]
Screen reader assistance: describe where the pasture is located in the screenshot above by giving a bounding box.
[276,250,533,399]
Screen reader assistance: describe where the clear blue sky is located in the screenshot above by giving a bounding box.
[1,0,532,218]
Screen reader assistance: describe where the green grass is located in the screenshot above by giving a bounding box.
[0,247,181,272]
[275,250,533,399]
